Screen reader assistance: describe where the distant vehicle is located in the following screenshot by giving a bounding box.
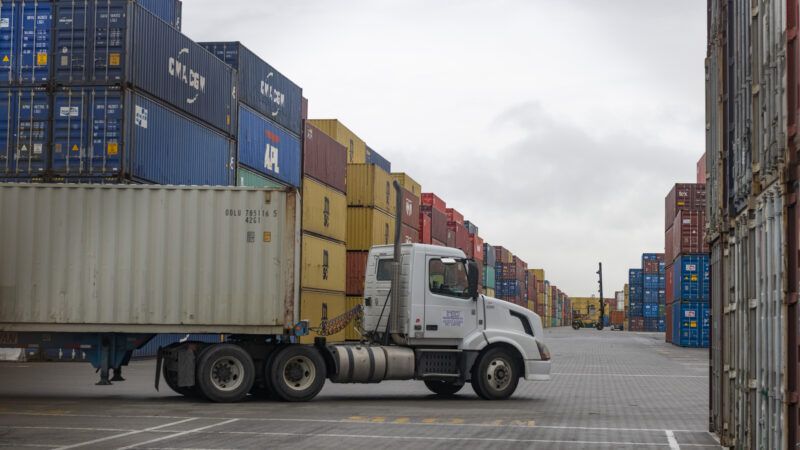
[0,182,551,402]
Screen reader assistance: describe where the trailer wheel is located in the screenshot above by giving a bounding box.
[269,346,326,402]
[195,344,255,403]
[424,380,464,396]
[470,347,520,400]
[250,347,282,400]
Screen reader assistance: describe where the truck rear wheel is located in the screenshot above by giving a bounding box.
[470,347,520,400]
[424,380,463,396]
[269,346,326,402]
[195,344,255,403]
[163,365,201,398]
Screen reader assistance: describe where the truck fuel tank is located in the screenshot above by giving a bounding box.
[328,345,414,383]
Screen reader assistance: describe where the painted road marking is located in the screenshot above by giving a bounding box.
[53,418,197,450]
[666,429,681,449]
[116,419,239,450]
[553,372,706,378]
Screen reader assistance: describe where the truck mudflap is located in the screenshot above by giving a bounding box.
[525,359,551,381]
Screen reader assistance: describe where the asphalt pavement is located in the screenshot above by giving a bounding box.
[0,327,720,449]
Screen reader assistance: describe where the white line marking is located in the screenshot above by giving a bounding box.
[0,425,134,432]
[665,429,681,449]
[53,418,197,450]
[553,372,706,378]
[116,419,239,450]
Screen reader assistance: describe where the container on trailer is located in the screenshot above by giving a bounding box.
[446,208,464,225]
[419,213,432,244]
[237,166,283,188]
[365,145,390,173]
[51,87,235,184]
[345,251,368,296]
[391,172,421,196]
[666,210,708,264]
[398,186,419,229]
[302,176,346,242]
[299,290,346,344]
[301,233,345,292]
[400,223,418,244]
[464,220,478,236]
[237,104,301,188]
[344,296,363,340]
[671,254,710,302]
[54,2,236,135]
[307,119,367,165]
[0,87,48,177]
[198,41,302,136]
[346,163,395,214]
[303,122,346,193]
[421,192,445,212]
[664,183,705,230]
[0,184,300,334]
[345,206,394,250]
[671,301,710,347]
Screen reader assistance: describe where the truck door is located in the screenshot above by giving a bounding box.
[424,257,479,339]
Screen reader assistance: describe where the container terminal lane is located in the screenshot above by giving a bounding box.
[0,328,719,449]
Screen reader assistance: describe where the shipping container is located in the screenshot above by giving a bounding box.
[299,290,346,343]
[664,183,705,230]
[307,119,367,165]
[671,254,710,302]
[51,87,235,184]
[671,301,709,347]
[399,223,418,244]
[0,184,299,334]
[54,2,236,135]
[470,235,484,262]
[421,192,445,212]
[364,145,390,173]
[345,206,394,250]
[344,296,363,340]
[0,87,47,177]
[495,246,512,264]
[484,288,495,298]
[419,212,432,244]
[198,41,302,136]
[132,333,221,359]
[665,210,707,264]
[137,0,182,29]
[0,1,51,85]
[346,163,395,214]
[445,227,455,247]
[302,176,346,242]
[345,251,368,296]
[642,253,664,274]
[482,265,496,289]
[484,244,496,268]
[643,303,659,318]
[446,208,464,226]
[391,172,421,197]
[420,205,447,242]
[303,122,346,193]
[301,233,345,292]
[464,220,478,236]
[449,222,469,254]
[237,104,301,188]
[237,166,283,188]
[398,186,419,230]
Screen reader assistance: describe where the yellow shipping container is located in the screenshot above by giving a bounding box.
[301,233,346,292]
[531,269,545,287]
[484,287,496,297]
[308,119,368,164]
[302,177,346,242]
[527,300,535,312]
[346,206,395,250]
[346,164,396,214]
[391,172,422,197]
[345,296,363,341]
[299,290,346,343]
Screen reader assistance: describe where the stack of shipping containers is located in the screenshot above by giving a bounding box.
[706,1,798,446]
[664,182,709,347]
[393,173,421,245]
[627,269,643,330]
[483,244,496,297]
[626,255,665,332]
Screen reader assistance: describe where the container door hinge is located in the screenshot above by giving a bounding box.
[749,299,759,309]
[729,302,737,312]
[788,293,798,306]
[789,391,799,405]
[748,379,757,389]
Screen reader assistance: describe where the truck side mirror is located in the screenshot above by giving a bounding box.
[467,260,479,300]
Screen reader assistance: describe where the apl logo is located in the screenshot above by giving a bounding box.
[168,48,206,104]
[260,73,285,118]
[322,250,329,280]
[323,197,330,227]
[264,130,280,173]
[404,198,413,218]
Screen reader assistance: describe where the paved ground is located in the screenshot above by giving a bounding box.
[0,328,719,449]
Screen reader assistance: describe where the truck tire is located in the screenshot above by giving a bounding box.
[470,347,520,400]
[424,380,464,396]
[269,346,326,402]
[195,344,255,403]
[250,347,282,400]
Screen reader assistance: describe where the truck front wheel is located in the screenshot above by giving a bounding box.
[269,346,326,402]
[470,347,520,400]
[424,380,464,396]
[196,344,255,403]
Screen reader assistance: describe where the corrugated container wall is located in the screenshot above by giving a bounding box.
[307,119,367,165]
[237,104,301,187]
[303,122,346,193]
[392,172,421,197]
[302,177,346,242]
[346,164,395,214]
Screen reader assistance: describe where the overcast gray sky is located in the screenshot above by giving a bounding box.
[184,1,706,297]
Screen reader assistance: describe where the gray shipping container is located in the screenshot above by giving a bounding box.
[0,184,300,334]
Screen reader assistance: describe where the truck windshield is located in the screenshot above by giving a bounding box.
[429,258,470,299]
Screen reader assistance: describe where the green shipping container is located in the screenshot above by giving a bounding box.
[482,265,496,289]
[237,166,284,188]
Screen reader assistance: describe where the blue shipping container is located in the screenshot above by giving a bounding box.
[671,301,710,348]
[237,104,301,188]
[0,1,52,85]
[0,88,48,176]
[643,303,659,318]
[643,274,660,289]
[464,220,478,236]
[643,289,659,303]
[628,268,642,286]
[366,145,391,173]
[136,0,182,29]
[671,254,710,301]
[198,41,303,136]
[54,2,235,135]
[52,86,235,184]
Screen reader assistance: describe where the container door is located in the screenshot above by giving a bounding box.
[54,1,90,82]
[52,88,89,174]
[18,1,51,83]
[14,88,48,176]
[423,255,479,339]
[0,2,17,83]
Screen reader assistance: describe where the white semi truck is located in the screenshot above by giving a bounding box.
[0,182,551,402]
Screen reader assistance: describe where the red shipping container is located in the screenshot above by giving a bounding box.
[399,187,420,230]
[446,208,464,226]
[432,238,446,246]
[346,251,369,295]
[643,260,661,274]
[448,223,469,254]
[419,213,432,244]
[470,235,484,262]
[400,223,419,244]
[665,183,705,230]
[303,123,347,193]
[421,193,446,213]
[446,227,456,247]
[421,205,447,242]
[665,210,708,264]
[697,153,706,185]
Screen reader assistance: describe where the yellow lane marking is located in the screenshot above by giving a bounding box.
[421,418,437,424]
[370,417,386,423]
[392,417,410,424]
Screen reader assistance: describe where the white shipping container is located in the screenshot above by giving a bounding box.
[0,184,300,334]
